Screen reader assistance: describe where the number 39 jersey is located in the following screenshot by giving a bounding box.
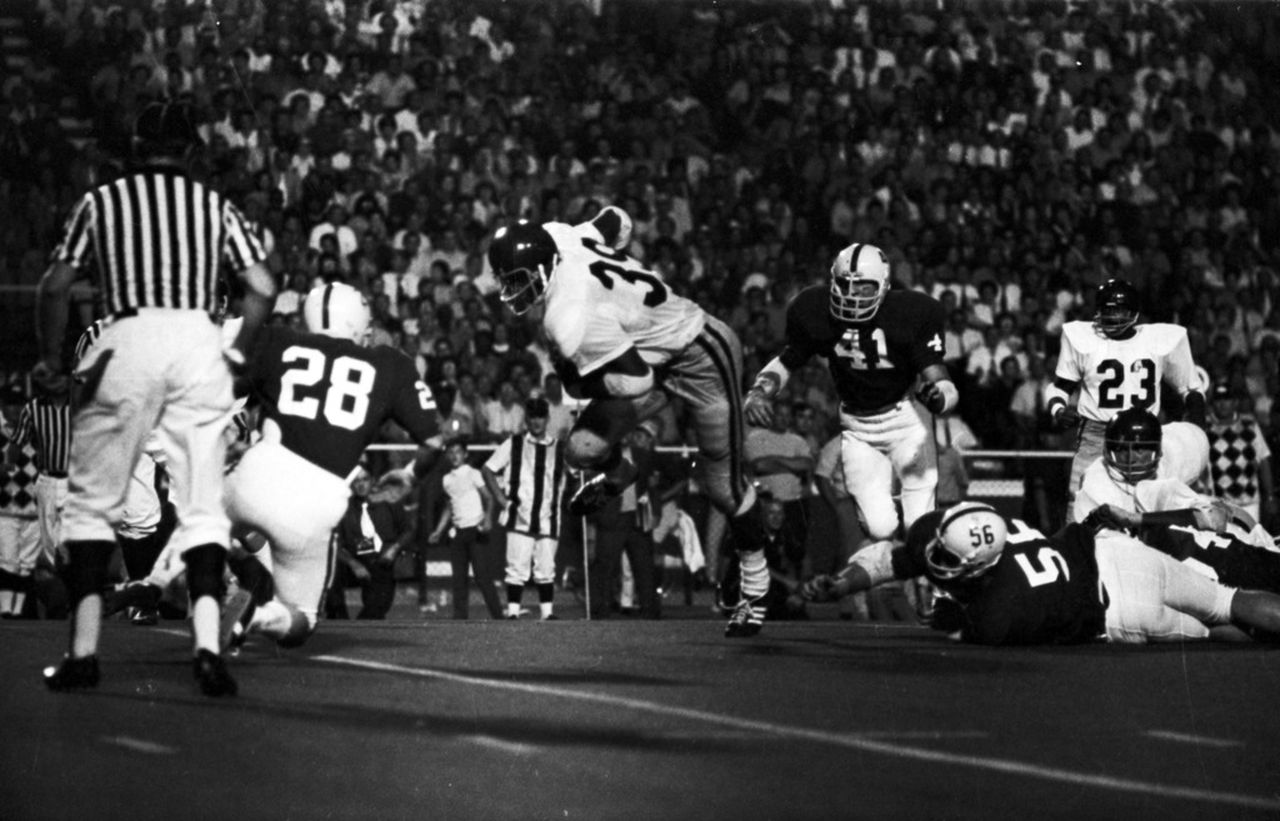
[1055,321,1203,423]
[246,326,438,477]
[778,286,946,412]
[895,515,1107,645]
[541,221,705,375]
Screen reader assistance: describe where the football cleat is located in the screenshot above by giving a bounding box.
[568,474,621,516]
[193,649,237,697]
[724,595,767,638]
[219,589,256,654]
[43,655,101,691]
[104,581,162,619]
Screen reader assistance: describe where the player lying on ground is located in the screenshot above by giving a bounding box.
[803,501,1280,645]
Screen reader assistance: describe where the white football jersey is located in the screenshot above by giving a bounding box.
[541,221,705,375]
[1056,321,1203,422]
[1074,460,1205,522]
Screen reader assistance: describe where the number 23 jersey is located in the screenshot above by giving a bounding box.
[1055,321,1202,423]
[778,286,946,412]
[541,221,705,376]
[246,326,438,477]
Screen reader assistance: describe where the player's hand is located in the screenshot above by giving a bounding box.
[916,382,947,414]
[1052,404,1082,429]
[801,574,843,602]
[1193,500,1233,532]
[1082,504,1140,533]
[30,359,68,395]
[222,345,248,377]
[743,388,774,428]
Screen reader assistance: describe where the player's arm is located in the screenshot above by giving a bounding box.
[916,362,959,415]
[481,465,508,509]
[1164,328,1206,428]
[801,540,906,601]
[477,475,495,533]
[1044,331,1083,427]
[1082,502,1200,533]
[223,201,277,367]
[557,347,654,401]
[908,300,958,415]
[746,293,820,427]
[583,206,632,251]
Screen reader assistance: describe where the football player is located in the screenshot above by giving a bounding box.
[743,242,956,544]
[487,210,769,638]
[803,501,1280,645]
[1045,278,1207,521]
[222,282,441,647]
[1074,408,1272,547]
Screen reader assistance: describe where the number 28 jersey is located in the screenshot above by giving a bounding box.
[246,326,438,477]
[541,221,705,376]
[895,515,1107,645]
[1055,321,1202,423]
[778,287,946,412]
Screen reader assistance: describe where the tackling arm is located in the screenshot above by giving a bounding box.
[1044,377,1082,427]
[35,261,77,375]
[917,363,959,415]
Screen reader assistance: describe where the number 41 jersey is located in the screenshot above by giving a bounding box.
[778,286,946,413]
[246,326,438,477]
[1055,321,1202,423]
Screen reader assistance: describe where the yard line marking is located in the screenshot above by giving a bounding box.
[101,736,178,755]
[466,735,538,755]
[1146,730,1244,749]
[313,654,1280,813]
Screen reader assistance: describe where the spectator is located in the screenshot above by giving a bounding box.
[427,439,504,620]
[333,469,413,620]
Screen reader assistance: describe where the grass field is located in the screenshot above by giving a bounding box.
[3,588,1279,821]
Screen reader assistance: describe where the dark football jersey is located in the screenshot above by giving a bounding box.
[247,326,438,477]
[894,515,1107,645]
[778,286,947,413]
[1142,524,1280,594]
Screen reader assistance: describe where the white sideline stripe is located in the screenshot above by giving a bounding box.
[101,736,178,755]
[466,735,537,755]
[1146,730,1244,749]
[313,654,1280,812]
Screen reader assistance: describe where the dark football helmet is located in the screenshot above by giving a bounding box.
[1093,278,1140,338]
[1103,407,1162,483]
[830,242,891,322]
[133,100,202,157]
[488,221,559,315]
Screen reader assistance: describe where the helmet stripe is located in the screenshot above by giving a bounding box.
[321,283,333,329]
[938,501,996,534]
[849,243,863,270]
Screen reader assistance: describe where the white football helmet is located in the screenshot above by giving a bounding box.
[925,501,1008,582]
[303,282,372,345]
[830,242,891,322]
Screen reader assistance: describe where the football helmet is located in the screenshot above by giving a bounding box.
[1103,407,1162,483]
[830,242,891,322]
[303,282,371,345]
[489,221,559,315]
[925,501,1008,582]
[1093,278,1140,338]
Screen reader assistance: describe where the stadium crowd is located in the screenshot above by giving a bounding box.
[4,0,1280,617]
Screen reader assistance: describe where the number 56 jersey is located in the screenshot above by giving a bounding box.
[1055,321,1202,423]
[246,326,438,477]
[541,221,705,376]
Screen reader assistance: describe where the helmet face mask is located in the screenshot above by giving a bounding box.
[830,242,891,322]
[925,502,1008,582]
[1103,408,1162,483]
[489,222,559,316]
[1093,278,1140,338]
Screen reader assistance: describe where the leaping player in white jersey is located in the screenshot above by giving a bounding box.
[1045,278,1207,521]
[487,208,770,637]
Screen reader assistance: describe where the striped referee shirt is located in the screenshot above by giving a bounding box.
[484,433,565,538]
[12,398,72,476]
[51,167,267,315]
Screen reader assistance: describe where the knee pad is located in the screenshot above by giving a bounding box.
[183,544,226,600]
[276,607,316,648]
[62,540,115,603]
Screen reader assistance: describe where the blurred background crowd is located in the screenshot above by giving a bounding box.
[2,0,1280,604]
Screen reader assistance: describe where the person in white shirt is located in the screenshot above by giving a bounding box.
[428,440,504,620]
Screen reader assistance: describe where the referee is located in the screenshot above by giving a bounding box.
[34,100,276,696]
[7,379,72,582]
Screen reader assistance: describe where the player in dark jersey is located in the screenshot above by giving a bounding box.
[1132,524,1280,595]
[744,242,956,545]
[221,282,440,647]
[803,501,1280,645]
